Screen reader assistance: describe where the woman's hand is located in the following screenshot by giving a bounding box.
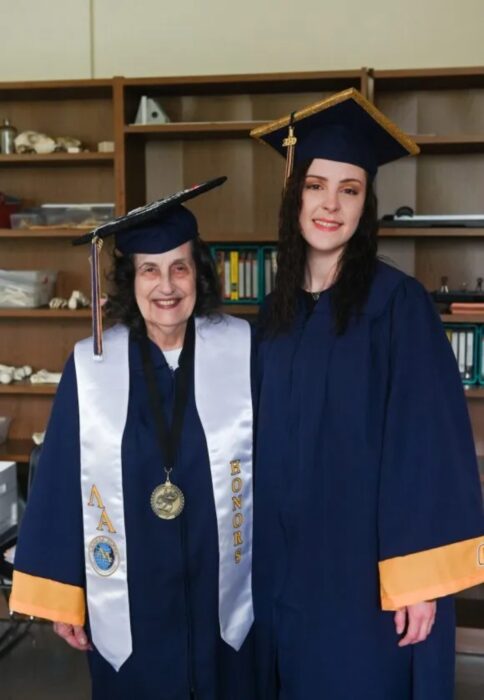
[53,622,92,651]
[394,601,436,646]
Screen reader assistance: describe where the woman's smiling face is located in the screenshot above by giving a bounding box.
[133,241,197,335]
[298,158,367,257]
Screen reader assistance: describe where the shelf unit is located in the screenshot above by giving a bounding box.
[1,67,483,464]
[371,67,484,292]
[370,67,484,472]
[0,70,369,456]
[116,70,368,235]
[0,68,482,632]
[391,70,484,619]
[0,79,115,455]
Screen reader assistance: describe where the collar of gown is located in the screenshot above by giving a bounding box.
[298,288,332,316]
[129,332,170,373]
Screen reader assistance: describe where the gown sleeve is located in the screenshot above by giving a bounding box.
[10,354,86,625]
[377,277,484,610]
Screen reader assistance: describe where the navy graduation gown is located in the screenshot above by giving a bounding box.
[12,335,255,700]
[254,261,484,700]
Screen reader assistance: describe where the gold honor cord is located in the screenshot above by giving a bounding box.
[283,117,297,187]
[89,236,104,358]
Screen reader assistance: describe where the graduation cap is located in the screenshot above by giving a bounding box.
[73,176,227,358]
[250,88,419,184]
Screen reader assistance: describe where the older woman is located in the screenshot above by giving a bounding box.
[10,179,255,700]
[250,91,484,699]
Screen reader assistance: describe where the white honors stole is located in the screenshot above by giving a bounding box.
[194,316,254,650]
[75,325,131,671]
[74,316,254,671]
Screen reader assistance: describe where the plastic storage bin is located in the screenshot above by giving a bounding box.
[10,211,44,229]
[0,416,11,444]
[0,269,57,308]
[41,203,115,227]
[42,208,88,226]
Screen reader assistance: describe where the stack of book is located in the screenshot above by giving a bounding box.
[212,245,278,304]
[444,324,479,385]
[214,249,260,302]
[443,319,484,387]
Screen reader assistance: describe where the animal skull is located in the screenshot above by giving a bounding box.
[14,130,56,154]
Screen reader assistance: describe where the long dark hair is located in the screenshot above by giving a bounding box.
[104,236,222,336]
[265,160,378,335]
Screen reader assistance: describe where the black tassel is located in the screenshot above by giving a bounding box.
[89,235,104,359]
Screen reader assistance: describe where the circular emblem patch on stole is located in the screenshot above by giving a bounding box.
[88,536,120,576]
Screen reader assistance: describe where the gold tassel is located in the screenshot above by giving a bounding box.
[282,115,297,187]
[89,235,104,359]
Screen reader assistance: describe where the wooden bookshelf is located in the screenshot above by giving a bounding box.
[0,78,115,447]
[117,69,368,217]
[370,67,484,469]
[0,71,370,447]
[1,67,483,465]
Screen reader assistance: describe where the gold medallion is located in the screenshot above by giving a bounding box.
[150,477,185,520]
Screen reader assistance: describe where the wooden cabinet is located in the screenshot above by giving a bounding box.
[371,68,484,284]
[0,80,116,462]
[369,67,484,465]
[116,70,368,237]
[1,67,483,467]
[0,70,369,461]
[117,70,368,318]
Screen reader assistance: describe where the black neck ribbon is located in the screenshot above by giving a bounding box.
[139,317,195,473]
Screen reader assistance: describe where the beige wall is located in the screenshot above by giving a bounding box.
[1,0,484,81]
[0,0,92,80]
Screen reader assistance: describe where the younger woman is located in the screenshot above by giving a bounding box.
[251,90,484,699]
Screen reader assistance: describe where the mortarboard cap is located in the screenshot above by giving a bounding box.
[73,176,227,358]
[73,176,227,253]
[250,88,419,182]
